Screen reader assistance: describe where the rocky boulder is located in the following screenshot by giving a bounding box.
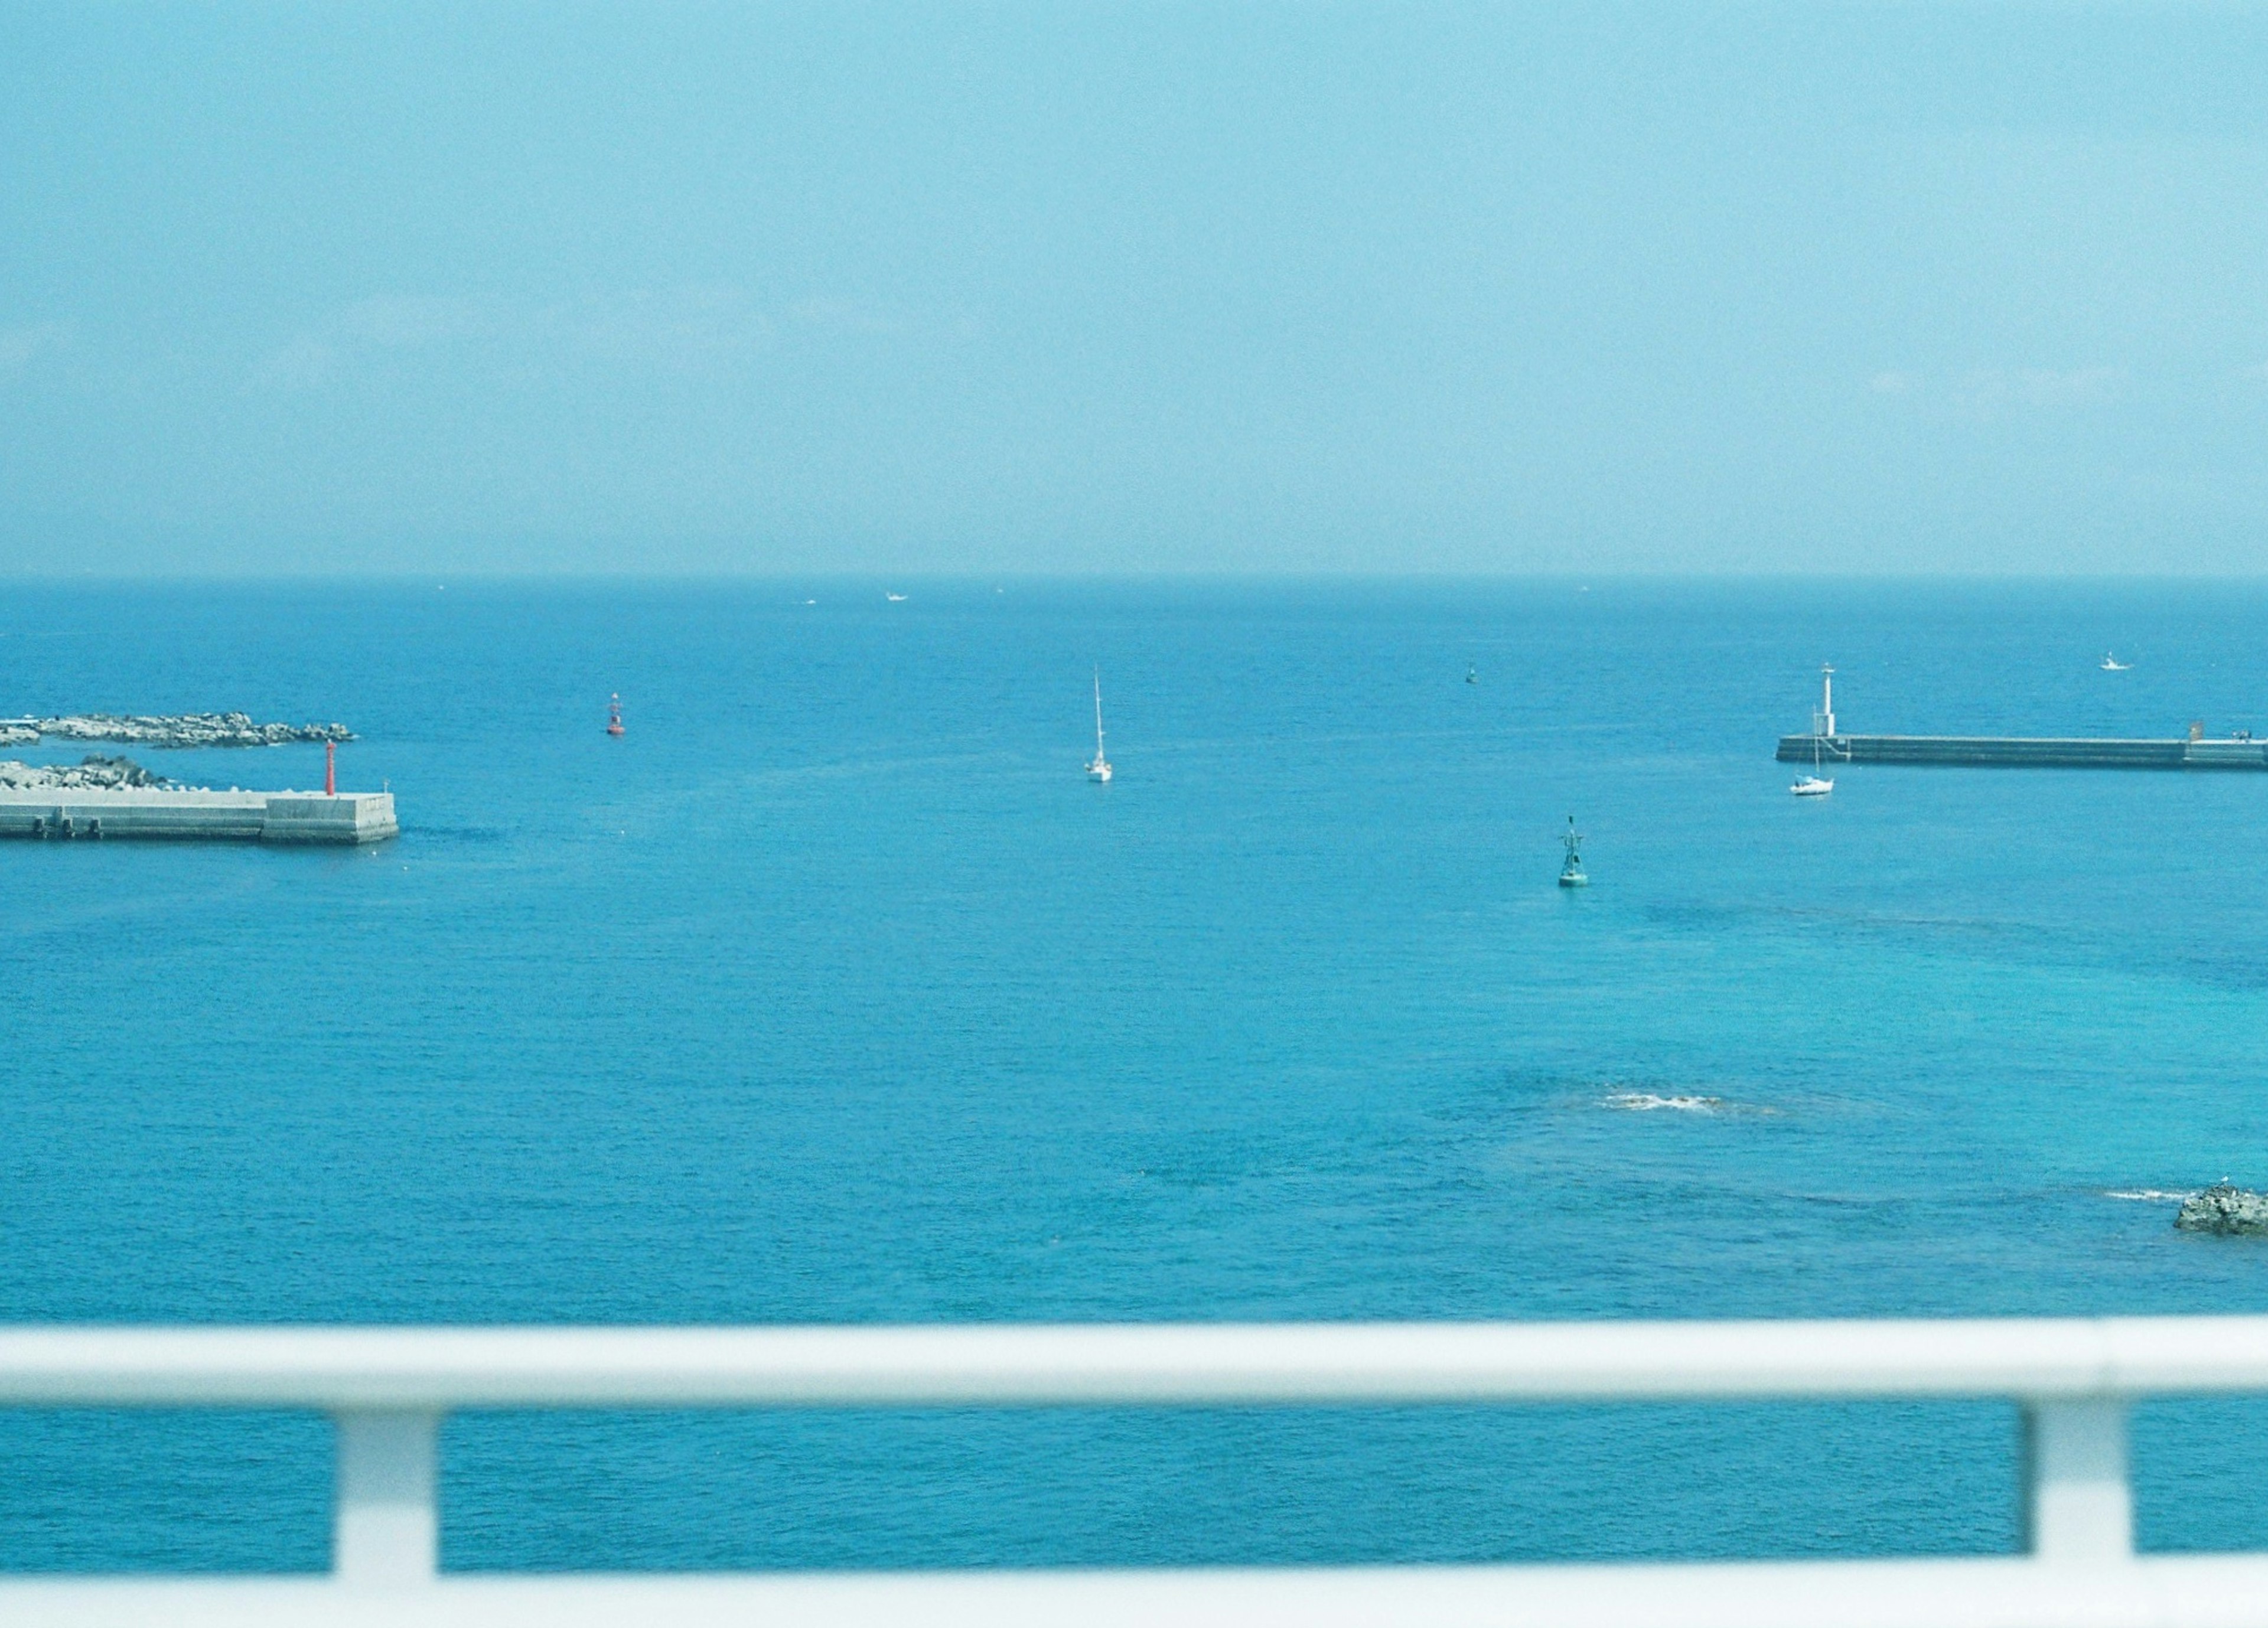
[31,713,353,747]
[2176,1184,2268,1235]
[0,755,169,790]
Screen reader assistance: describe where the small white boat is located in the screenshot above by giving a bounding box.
[2101,652,2130,671]
[1087,669,1113,782]
[887,592,908,602]
[1790,734,1834,797]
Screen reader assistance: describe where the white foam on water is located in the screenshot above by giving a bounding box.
[2104,1189,2198,1202]
[1604,1091,1722,1114]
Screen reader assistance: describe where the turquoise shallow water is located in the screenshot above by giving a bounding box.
[4,578,2268,1569]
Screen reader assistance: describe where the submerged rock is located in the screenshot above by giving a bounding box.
[0,713,352,748]
[2176,1184,2268,1235]
[0,755,168,790]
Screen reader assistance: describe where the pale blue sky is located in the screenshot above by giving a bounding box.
[2,3,2266,576]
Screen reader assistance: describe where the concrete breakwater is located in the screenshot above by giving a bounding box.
[0,753,394,844]
[0,787,396,844]
[0,712,353,749]
[0,745,395,844]
[1775,734,2268,771]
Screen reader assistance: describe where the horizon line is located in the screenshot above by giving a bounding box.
[8,567,2268,586]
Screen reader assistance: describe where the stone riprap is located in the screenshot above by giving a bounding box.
[0,755,167,790]
[0,713,353,749]
[2175,1185,2268,1235]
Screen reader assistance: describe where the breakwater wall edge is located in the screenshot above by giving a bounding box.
[1776,735,2268,771]
[0,789,397,844]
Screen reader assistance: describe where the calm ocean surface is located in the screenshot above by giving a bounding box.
[5,578,2268,1570]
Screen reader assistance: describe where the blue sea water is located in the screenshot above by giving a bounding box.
[4,577,2268,1571]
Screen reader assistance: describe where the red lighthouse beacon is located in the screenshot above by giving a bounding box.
[606,694,625,737]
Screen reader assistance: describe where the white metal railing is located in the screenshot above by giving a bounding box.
[5,1316,2268,1625]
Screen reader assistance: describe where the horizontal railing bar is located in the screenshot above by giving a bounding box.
[13,1556,2268,1628]
[0,1317,2266,1409]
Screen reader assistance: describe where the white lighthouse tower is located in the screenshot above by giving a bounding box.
[1811,664,1836,738]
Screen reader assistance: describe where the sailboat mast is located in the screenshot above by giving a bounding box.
[1093,669,1106,755]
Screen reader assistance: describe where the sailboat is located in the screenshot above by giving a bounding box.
[2101,652,2131,671]
[1087,670,1113,782]
[1790,734,1833,797]
[1791,663,1835,794]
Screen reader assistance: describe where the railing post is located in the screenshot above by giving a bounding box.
[2022,1397,2131,1562]
[334,1409,440,1585]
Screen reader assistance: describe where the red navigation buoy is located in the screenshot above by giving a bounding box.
[325,739,336,795]
[607,694,625,737]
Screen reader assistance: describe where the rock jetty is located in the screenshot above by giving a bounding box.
[0,713,353,749]
[0,755,168,791]
[2176,1184,2268,1235]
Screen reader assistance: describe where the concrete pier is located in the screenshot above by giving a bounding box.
[1775,735,2268,771]
[0,788,397,844]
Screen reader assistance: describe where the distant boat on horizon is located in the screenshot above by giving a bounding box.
[887,592,908,602]
[2101,652,2131,671]
[1087,669,1113,784]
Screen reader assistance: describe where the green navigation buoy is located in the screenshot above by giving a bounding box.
[1559,815,1588,888]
